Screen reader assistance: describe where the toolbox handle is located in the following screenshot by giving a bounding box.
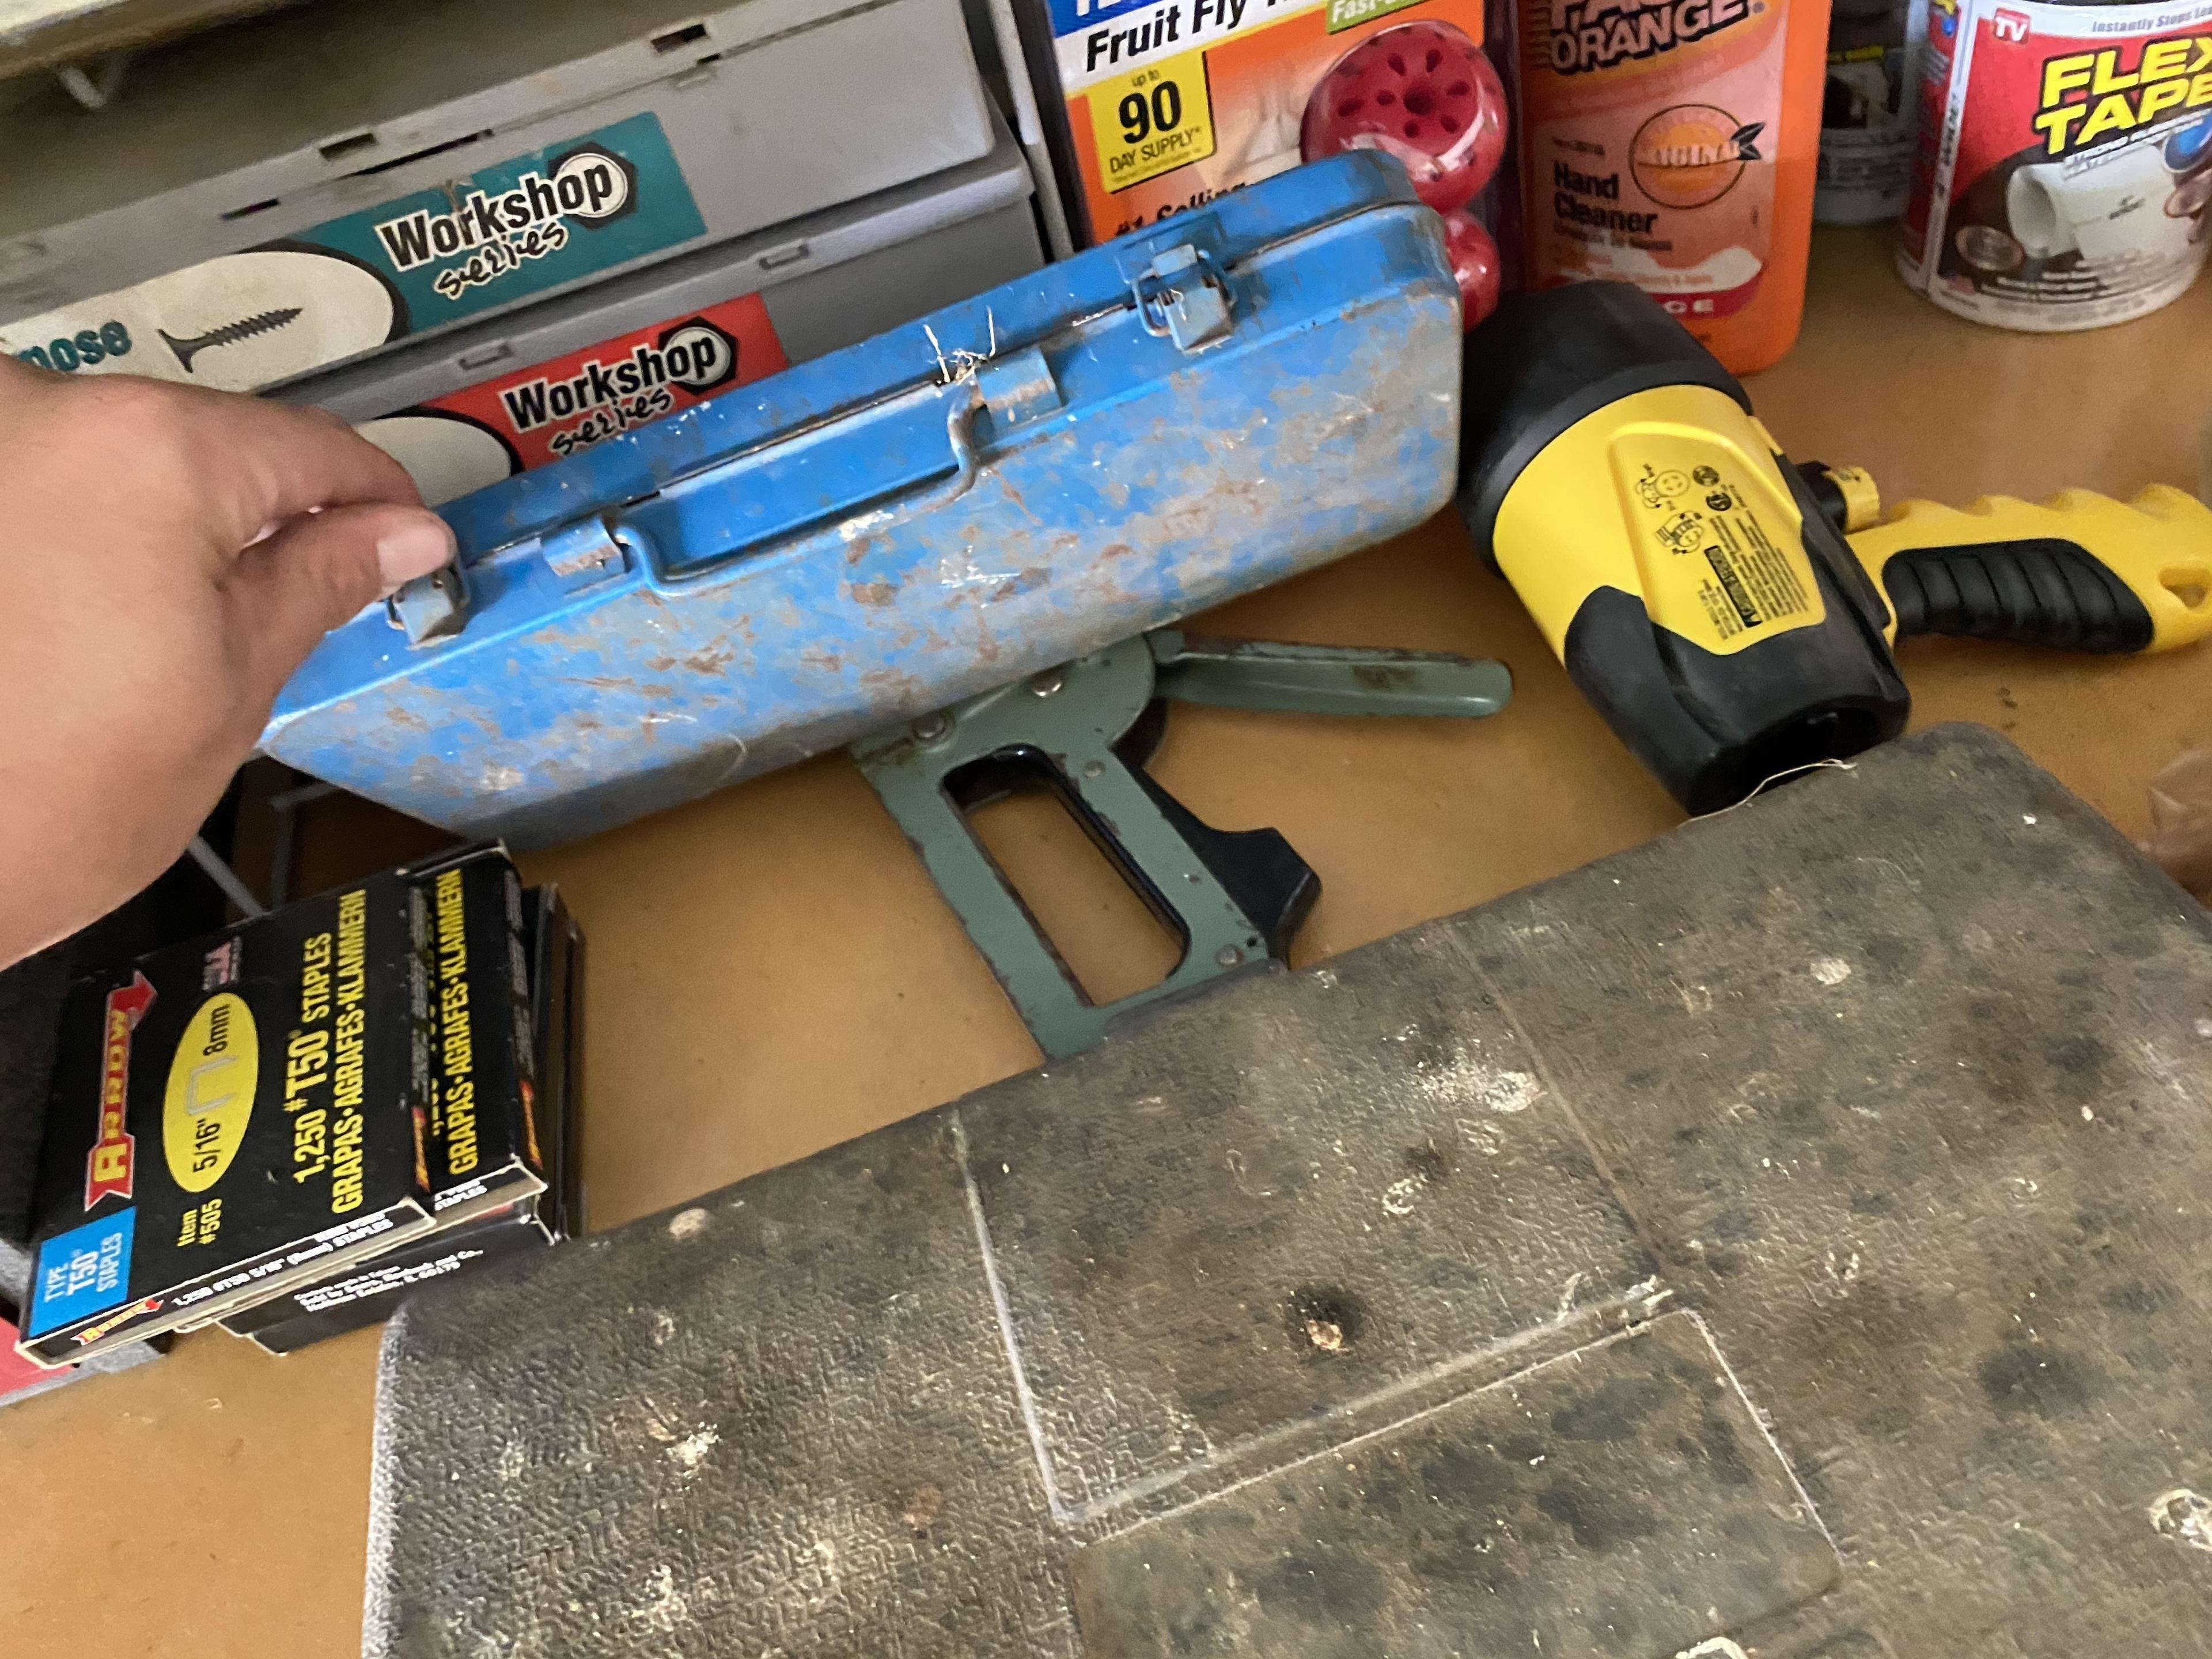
[646,385,985,585]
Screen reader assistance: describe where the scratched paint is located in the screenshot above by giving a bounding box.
[263,156,1460,847]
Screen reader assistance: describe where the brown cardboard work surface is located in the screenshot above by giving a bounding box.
[1,229,2208,1658]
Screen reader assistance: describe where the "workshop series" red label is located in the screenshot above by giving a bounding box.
[356,293,789,505]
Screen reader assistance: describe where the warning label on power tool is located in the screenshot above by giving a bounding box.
[1616,439,1825,654]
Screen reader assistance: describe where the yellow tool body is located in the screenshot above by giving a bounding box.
[1456,281,2212,813]
[1493,383,1830,664]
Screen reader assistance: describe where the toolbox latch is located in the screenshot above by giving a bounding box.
[1133,245,1234,353]
[387,562,470,647]
[540,517,631,596]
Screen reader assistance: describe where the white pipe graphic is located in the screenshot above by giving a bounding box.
[2008,139,2190,263]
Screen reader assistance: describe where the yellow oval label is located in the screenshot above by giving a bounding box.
[164,993,258,1193]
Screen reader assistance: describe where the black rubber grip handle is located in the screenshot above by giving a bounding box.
[1880,538,2155,653]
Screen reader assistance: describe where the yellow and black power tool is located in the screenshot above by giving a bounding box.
[1456,282,2212,813]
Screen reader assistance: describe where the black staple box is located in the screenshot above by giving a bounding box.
[17,847,540,1367]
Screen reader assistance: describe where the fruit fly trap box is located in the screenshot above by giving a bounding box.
[0,0,993,394]
[1010,0,1507,311]
[14,849,540,1368]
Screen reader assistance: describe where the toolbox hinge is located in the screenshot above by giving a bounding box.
[540,517,631,596]
[974,346,1062,427]
[1132,244,1234,353]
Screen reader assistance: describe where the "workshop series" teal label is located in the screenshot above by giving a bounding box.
[2,112,707,394]
[309,111,707,332]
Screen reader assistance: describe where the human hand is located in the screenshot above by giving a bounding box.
[0,360,456,965]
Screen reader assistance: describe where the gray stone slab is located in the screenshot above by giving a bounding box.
[368,726,2212,1658]
[1071,1312,1839,1659]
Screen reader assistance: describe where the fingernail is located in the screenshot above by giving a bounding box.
[377,515,457,595]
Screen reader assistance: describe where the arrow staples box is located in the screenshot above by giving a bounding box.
[16,847,541,1367]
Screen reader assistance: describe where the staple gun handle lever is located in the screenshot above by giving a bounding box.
[854,627,1511,1059]
[1147,631,1513,718]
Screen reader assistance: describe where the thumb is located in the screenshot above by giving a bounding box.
[226,502,456,695]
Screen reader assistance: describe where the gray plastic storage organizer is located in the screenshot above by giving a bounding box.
[0,0,995,392]
[283,114,1043,503]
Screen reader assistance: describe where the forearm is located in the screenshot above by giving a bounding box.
[0,360,450,967]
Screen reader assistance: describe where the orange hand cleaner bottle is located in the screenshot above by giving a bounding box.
[1514,0,1832,373]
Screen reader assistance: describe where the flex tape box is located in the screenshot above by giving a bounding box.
[260,154,1463,849]
[281,115,1044,506]
[0,0,994,393]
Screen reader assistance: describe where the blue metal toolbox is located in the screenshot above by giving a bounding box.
[261,154,1461,847]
